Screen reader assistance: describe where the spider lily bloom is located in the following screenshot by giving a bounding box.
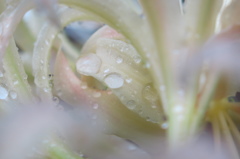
[0,0,240,158]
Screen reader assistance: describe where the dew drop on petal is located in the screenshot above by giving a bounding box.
[9,91,17,99]
[161,122,168,129]
[93,103,99,109]
[76,53,102,76]
[93,91,101,98]
[126,100,137,110]
[81,82,88,89]
[104,68,110,73]
[104,73,124,89]
[127,144,137,151]
[173,104,184,113]
[151,105,157,109]
[0,85,8,100]
[116,56,123,64]
[133,55,141,64]
[125,78,132,83]
[142,84,158,103]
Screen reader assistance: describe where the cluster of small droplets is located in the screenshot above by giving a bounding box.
[0,83,17,100]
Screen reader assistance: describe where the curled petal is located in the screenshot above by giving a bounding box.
[54,52,163,154]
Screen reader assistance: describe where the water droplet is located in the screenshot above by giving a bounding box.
[145,62,151,68]
[125,78,132,83]
[104,73,124,89]
[93,104,99,109]
[0,85,8,100]
[142,84,158,103]
[173,104,184,113]
[76,53,102,76]
[42,76,46,80]
[127,144,137,151]
[81,82,87,89]
[161,122,168,129]
[23,75,28,80]
[93,91,101,98]
[9,91,17,99]
[45,40,49,46]
[126,100,137,110]
[151,105,157,109]
[133,55,141,64]
[116,56,123,64]
[104,68,110,73]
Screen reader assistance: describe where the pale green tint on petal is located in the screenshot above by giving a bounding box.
[77,38,164,123]
[48,141,84,159]
[58,0,167,114]
[77,25,164,123]
[184,0,223,43]
[0,0,34,59]
[81,26,126,56]
[3,38,35,104]
[54,52,163,153]
[32,8,101,101]
[139,0,184,114]
[14,20,35,52]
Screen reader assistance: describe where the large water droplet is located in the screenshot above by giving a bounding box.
[76,53,102,76]
[104,73,124,89]
[126,100,137,110]
[0,85,8,100]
